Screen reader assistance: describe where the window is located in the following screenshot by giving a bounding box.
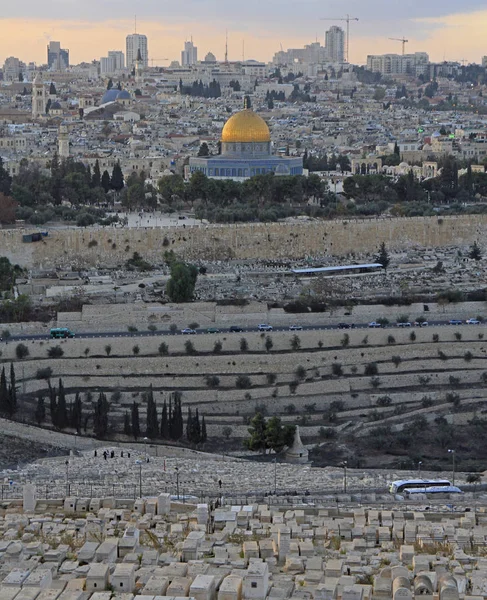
[251,582,257,588]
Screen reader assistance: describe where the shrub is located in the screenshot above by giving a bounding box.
[47,346,64,358]
[290,335,301,350]
[284,403,297,414]
[418,375,431,385]
[387,335,396,345]
[377,318,389,326]
[15,343,29,360]
[481,372,487,383]
[222,425,232,440]
[330,400,345,412]
[295,365,306,380]
[362,335,369,345]
[189,322,199,330]
[289,380,299,394]
[264,336,273,352]
[340,333,350,347]
[206,375,220,388]
[104,344,112,356]
[331,362,343,376]
[148,324,157,332]
[319,426,337,439]
[128,325,138,333]
[409,331,416,341]
[479,333,484,340]
[132,345,140,355]
[213,340,223,354]
[370,376,381,388]
[438,350,448,360]
[446,392,461,408]
[421,396,433,408]
[236,375,251,389]
[1,329,11,340]
[239,338,248,352]
[169,324,178,334]
[364,362,378,376]
[304,402,317,412]
[317,340,324,348]
[464,351,473,362]
[84,347,90,357]
[184,340,196,355]
[266,373,277,385]
[376,395,392,406]
[454,332,462,341]
[449,375,460,387]
[158,342,169,355]
[432,333,439,342]
[391,355,401,367]
[36,367,53,380]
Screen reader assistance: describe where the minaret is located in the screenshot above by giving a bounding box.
[31,72,46,119]
[58,124,69,158]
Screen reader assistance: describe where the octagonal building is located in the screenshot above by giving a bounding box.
[189,98,303,181]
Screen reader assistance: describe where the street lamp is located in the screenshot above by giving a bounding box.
[341,461,348,493]
[448,449,456,485]
[175,467,180,500]
[418,461,423,477]
[135,459,142,498]
[65,460,69,496]
[143,437,148,462]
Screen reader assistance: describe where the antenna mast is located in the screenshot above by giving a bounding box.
[134,14,137,33]
[225,30,228,63]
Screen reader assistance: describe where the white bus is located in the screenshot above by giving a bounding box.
[389,479,452,495]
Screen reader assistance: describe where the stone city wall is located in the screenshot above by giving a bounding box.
[1,214,486,268]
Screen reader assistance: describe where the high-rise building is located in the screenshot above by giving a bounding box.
[366,52,429,75]
[100,51,125,74]
[3,57,25,82]
[126,34,148,69]
[47,41,69,71]
[325,26,345,63]
[181,40,198,66]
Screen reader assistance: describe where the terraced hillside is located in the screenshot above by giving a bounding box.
[1,325,487,471]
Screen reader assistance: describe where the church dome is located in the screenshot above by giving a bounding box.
[117,90,131,100]
[221,109,271,143]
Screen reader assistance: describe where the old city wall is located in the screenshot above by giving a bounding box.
[1,214,486,268]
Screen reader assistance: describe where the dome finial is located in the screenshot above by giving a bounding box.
[243,95,251,109]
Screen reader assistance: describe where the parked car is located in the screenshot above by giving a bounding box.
[181,328,196,334]
[289,325,303,331]
[397,322,412,327]
[449,319,463,325]
[414,321,429,327]
[466,318,480,325]
[258,324,273,331]
[338,323,354,329]
[368,321,382,328]
[229,325,243,332]
[206,327,220,333]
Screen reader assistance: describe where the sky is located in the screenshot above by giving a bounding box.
[1,0,487,67]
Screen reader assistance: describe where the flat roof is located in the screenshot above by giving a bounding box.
[291,263,383,274]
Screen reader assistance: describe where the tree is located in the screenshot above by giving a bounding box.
[101,170,111,193]
[213,340,223,354]
[110,161,124,191]
[264,336,273,352]
[47,346,64,358]
[57,378,68,429]
[35,395,46,425]
[15,343,29,360]
[158,342,169,355]
[376,242,390,270]
[239,338,248,352]
[198,142,210,157]
[124,411,131,435]
[244,412,267,453]
[132,345,140,355]
[146,386,159,438]
[92,160,101,188]
[222,425,233,440]
[166,260,198,302]
[201,415,207,443]
[469,241,482,261]
[0,367,9,415]
[105,344,112,356]
[184,340,196,355]
[160,400,169,438]
[290,335,301,350]
[236,375,252,389]
[131,401,140,439]
[70,392,82,433]
[93,392,109,438]
[49,82,57,95]
[107,78,113,90]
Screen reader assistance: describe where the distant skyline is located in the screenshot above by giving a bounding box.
[1,1,487,67]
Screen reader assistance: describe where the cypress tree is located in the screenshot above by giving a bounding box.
[57,378,68,429]
[131,401,140,440]
[124,411,131,435]
[101,170,111,193]
[93,392,109,438]
[186,406,193,441]
[35,395,46,425]
[193,408,201,444]
[0,367,9,414]
[92,159,101,188]
[8,363,17,415]
[168,398,173,439]
[201,415,207,443]
[48,381,58,427]
[110,161,124,191]
[70,392,82,433]
[146,386,159,438]
[160,400,169,439]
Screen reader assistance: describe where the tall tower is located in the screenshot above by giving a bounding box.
[58,125,69,158]
[325,26,345,63]
[126,33,148,69]
[31,72,46,119]
[135,48,143,82]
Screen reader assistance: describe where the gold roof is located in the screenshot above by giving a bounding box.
[221,109,271,143]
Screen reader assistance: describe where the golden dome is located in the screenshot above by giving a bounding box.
[221,109,271,143]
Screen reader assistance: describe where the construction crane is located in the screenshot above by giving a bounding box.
[389,37,408,55]
[150,58,169,67]
[320,14,359,63]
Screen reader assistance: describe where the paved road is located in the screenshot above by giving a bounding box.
[3,320,485,342]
